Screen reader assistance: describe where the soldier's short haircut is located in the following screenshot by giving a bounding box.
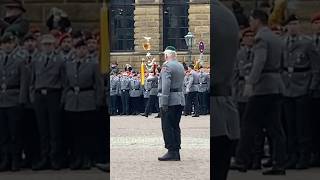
[251,9,269,25]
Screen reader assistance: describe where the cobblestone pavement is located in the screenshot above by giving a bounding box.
[0,169,108,180]
[110,114,210,180]
[229,169,320,180]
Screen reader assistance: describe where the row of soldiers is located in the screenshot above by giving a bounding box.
[231,11,320,174]
[109,63,210,118]
[0,31,107,172]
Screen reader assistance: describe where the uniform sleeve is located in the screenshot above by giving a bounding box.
[160,64,172,106]
[93,63,104,107]
[61,64,69,105]
[19,59,28,104]
[186,73,194,92]
[247,38,268,85]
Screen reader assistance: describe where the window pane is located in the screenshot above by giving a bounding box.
[110,0,135,52]
[163,0,189,51]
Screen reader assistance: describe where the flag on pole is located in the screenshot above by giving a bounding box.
[100,1,109,74]
[141,61,145,86]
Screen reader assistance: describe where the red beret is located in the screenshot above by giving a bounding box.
[270,25,282,31]
[59,33,71,45]
[311,12,320,23]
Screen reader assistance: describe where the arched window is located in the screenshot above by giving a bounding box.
[110,0,135,52]
[163,0,189,51]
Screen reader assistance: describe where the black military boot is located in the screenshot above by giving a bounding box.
[81,155,92,170]
[158,151,180,161]
[11,157,21,172]
[262,166,286,175]
[140,113,148,117]
[96,163,109,172]
[32,157,49,171]
[284,155,298,169]
[0,154,10,172]
[262,158,273,168]
[296,153,310,170]
[69,157,82,170]
[192,114,199,117]
[229,161,247,172]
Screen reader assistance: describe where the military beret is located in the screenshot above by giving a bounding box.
[1,32,17,43]
[311,12,320,23]
[270,25,282,31]
[59,33,72,45]
[284,14,299,25]
[40,34,56,44]
[164,46,177,54]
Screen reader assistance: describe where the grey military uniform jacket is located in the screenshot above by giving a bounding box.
[0,47,28,108]
[186,70,199,93]
[232,46,253,102]
[198,71,210,93]
[246,26,285,96]
[143,79,151,98]
[120,76,130,92]
[158,60,185,107]
[211,0,240,139]
[110,75,119,96]
[129,78,142,97]
[62,58,103,112]
[282,35,313,97]
[60,49,75,62]
[147,75,158,96]
[309,34,320,97]
[30,52,65,95]
[24,49,41,106]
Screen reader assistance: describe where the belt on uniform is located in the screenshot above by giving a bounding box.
[238,76,245,81]
[1,84,20,92]
[131,89,139,91]
[70,86,94,94]
[36,88,61,95]
[199,82,208,84]
[211,84,232,96]
[121,89,129,91]
[158,88,182,93]
[111,88,116,90]
[284,67,311,73]
[262,69,280,73]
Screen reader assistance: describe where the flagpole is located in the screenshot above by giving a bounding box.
[100,0,110,74]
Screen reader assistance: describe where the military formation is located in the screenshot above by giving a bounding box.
[230,9,320,175]
[109,61,210,118]
[0,1,108,172]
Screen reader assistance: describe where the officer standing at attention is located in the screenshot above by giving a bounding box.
[62,40,103,170]
[142,72,159,117]
[129,73,141,115]
[0,32,27,172]
[211,1,240,179]
[21,33,41,168]
[232,9,286,175]
[183,69,189,116]
[59,34,74,62]
[186,65,200,117]
[158,46,185,161]
[198,66,209,115]
[31,34,65,170]
[120,72,130,115]
[281,15,313,170]
[141,73,151,117]
[110,71,119,116]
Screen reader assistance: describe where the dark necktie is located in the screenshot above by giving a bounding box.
[3,55,8,66]
[76,61,81,71]
[28,56,32,64]
[247,50,252,60]
[44,57,49,67]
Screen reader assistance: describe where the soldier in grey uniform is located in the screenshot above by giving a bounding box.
[120,72,130,115]
[62,40,103,170]
[86,36,99,63]
[185,65,200,117]
[110,71,120,116]
[211,1,240,179]
[141,73,151,117]
[142,72,159,117]
[129,73,141,115]
[198,66,209,115]
[21,33,41,168]
[281,15,313,169]
[183,70,189,115]
[59,34,74,62]
[158,46,185,161]
[30,34,65,170]
[233,10,286,175]
[0,32,27,172]
[310,13,320,166]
